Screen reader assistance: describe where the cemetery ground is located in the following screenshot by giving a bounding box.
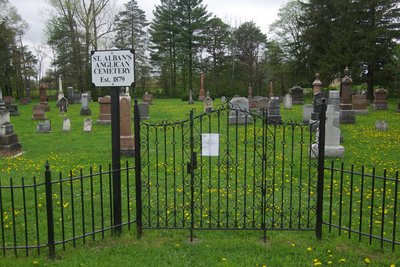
[0,97,399,266]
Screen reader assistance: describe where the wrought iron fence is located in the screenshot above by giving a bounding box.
[0,162,136,257]
[135,102,320,242]
[323,162,399,251]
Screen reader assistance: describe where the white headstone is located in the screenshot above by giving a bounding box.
[84,118,92,132]
[312,105,344,158]
[0,107,10,125]
[325,105,340,146]
[204,95,213,113]
[58,75,64,101]
[328,90,340,112]
[63,118,71,132]
[283,93,293,109]
[81,93,89,109]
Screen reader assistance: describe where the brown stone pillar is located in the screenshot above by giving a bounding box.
[198,74,205,101]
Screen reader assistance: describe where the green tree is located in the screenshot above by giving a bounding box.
[149,0,179,96]
[202,16,230,95]
[269,0,308,85]
[113,0,150,94]
[298,0,400,96]
[175,0,210,94]
[150,0,209,96]
[355,0,400,99]
[264,40,291,95]
[0,0,35,97]
[233,21,267,93]
[46,0,85,91]
[0,20,15,96]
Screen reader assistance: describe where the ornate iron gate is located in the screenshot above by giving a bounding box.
[134,102,319,240]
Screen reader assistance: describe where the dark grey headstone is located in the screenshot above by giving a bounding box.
[138,102,150,120]
[267,97,282,124]
[58,97,68,113]
[37,120,51,133]
[6,105,19,116]
[290,86,304,104]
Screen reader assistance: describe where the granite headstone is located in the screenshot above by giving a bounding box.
[84,118,92,132]
[229,96,252,124]
[283,93,292,109]
[267,97,282,124]
[0,105,22,156]
[80,93,92,115]
[120,96,134,156]
[62,118,71,132]
[339,67,356,124]
[372,88,388,110]
[138,102,150,120]
[97,96,111,124]
[290,86,304,104]
[32,105,46,120]
[352,94,368,114]
[37,120,51,133]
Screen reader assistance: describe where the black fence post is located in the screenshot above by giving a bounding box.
[189,109,195,242]
[316,99,327,240]
[262,109,267,243]
[134,100,142,239]
[111,87,122,234]
[44,161,56,259]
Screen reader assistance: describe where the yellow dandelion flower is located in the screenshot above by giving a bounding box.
[307,247,312,251]
[364,258,370,264]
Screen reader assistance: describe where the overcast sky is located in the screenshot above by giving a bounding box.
[9,0,290,46]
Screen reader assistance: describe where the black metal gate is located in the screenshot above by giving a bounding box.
[134,102,319,240]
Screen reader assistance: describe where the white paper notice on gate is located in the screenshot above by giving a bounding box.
[201,134,219,156]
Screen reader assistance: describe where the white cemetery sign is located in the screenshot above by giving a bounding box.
[201,134,219,156]
[91,49,135,87]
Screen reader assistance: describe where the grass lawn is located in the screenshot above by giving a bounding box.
[0,96,399,266]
